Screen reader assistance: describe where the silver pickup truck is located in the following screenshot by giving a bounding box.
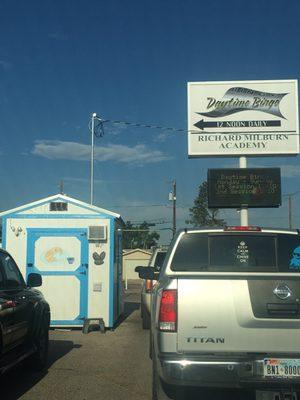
[139,226,300,400]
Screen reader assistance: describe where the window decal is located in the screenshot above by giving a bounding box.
[289,246,300,270]
[236,241,249,264]
[41,247,72,265]
[93,251,106,265]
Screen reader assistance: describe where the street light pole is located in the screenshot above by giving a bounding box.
[90,112,97,205]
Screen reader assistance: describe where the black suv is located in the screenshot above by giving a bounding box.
[0,249,50,374]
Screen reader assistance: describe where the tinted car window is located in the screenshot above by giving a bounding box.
[171,233,280,272]
[171,234,208,271]
[209,235,276,272]
[0,253,25,288]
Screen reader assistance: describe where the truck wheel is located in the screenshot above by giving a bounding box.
[28,315,49,371]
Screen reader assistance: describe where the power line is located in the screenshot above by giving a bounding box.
[90,117,300,137]
[98,118,186,133]
[88,118,105,137]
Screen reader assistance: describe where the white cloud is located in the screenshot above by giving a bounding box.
[153,132,171,143]
[32,140,172,165]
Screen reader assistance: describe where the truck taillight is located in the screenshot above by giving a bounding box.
[146,279,153,293]
[159,289,177,332]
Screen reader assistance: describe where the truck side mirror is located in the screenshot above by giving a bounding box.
[136,267,156,280]
[135,266,144,273]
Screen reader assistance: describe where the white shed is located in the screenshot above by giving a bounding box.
[0,194,124,329]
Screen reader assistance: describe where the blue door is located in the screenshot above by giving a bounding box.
[26,228,88,326]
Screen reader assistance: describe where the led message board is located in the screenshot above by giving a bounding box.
[208,168,281,208]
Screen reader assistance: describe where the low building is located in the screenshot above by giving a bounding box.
[123,248,152,281]
[0,193,123,329]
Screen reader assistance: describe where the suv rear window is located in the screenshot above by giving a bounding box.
[171,232,300,273]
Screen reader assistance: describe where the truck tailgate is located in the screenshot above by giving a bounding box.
[177,278,300,353]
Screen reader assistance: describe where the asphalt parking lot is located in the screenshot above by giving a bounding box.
[1,281,152,400]
[0,283,266,400]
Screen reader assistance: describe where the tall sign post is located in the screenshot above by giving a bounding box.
[239,156,248,225]
[188,80,299,226]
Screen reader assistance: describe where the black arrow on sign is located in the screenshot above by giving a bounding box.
[193,119,281,131]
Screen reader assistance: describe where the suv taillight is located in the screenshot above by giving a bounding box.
[159,289,177,332]
[145,279,153,293]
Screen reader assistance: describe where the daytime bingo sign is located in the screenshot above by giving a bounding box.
[188,80,299,157]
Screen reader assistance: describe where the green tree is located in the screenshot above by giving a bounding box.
[186,181,226,227]
[122,220,160,249]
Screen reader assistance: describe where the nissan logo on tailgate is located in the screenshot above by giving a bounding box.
[273,284,292,300]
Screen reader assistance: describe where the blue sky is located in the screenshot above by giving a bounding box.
[0,0,300,243]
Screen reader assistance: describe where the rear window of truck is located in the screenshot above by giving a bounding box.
[171,233,300,273]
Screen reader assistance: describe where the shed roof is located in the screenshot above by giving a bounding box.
[0,194,121,219]
[123,248,152,256]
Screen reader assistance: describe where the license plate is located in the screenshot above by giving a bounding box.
[264,359,300,378]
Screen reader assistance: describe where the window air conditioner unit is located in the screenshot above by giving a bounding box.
[88,226,107,241]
